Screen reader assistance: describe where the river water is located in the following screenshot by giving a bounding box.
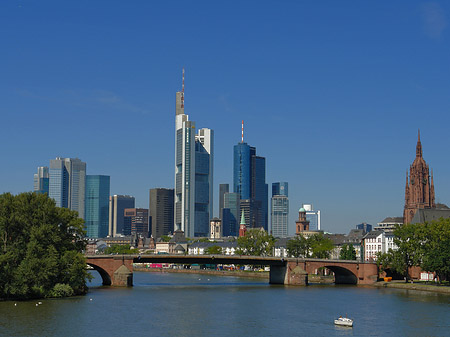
[1,271,449,336]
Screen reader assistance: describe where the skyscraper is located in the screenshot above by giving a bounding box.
[222,192,240,236]
[271,182,289,237]
[219,183,229,220]
[124,208,149,237]
[149,188,174,239]
[174,70,214,237]
[233,123,268,230]
[49,157,86,219]
[33,166,49,194]
[109,195,135,236]
[85,175,110,238]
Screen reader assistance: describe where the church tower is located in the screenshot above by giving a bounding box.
[403,131,435,224]
[296,207,310,234]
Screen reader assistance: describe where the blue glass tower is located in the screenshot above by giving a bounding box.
[271,182,289,237]
[85,175,110,238]
[233,140,268,230]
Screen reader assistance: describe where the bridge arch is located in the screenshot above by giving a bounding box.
[87,263,112,286]
[323,265,357,285]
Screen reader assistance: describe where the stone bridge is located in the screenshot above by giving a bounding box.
[86,255,378,287]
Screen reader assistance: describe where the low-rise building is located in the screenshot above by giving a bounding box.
[363,230,385,261]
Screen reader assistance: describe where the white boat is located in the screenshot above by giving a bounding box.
[334,317,353,327]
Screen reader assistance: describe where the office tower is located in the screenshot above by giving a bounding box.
[219,183,229,219]
[271,182,289,237]
[149,188,174,239]
[233,122,268,230]
[302,204,321,230]
[109,195,135,236]
[49,157,86,219]
[85,175,110,238]
[194,128,214,237]
[174,70,214,237]
[124,208,149,237]
[33,166,49,194]
[210,218,222,239]
[222,192,240,236]
[272,182,288,197]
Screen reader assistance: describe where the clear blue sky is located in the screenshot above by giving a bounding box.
[1,1,450,234]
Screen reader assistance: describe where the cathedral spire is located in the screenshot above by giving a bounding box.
[416,129,422,158]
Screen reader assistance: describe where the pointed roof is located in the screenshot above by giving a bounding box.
[416,129,422,158]
[240,211,246,225]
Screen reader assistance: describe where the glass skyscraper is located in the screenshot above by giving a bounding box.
[271,182,289,237]
[222,192,240,236]
[108,195,135,236]
[85,175,110,238]
[33,166,49,195]
[49,157,86,219]
[174,71,214,237]
[233,141,268,230]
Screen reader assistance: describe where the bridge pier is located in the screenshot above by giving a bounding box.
[87,256,134,287]
[269,262,308,286]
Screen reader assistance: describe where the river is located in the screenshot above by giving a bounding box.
[1,271,449,336]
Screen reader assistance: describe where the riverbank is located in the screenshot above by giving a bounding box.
[372,281,450,294]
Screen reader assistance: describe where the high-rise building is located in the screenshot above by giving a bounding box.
[272,182,288,197]
[233,124,268,230]
[194,128,214,237]
[109,195,135,237]
[222,192,240,236]
[49,157,86,219]
[271,182,289,237]
[33,166,49,194]
[174,70,214,237]
[149,188,174,239]
[85,175,110,238]
[404,131,435,224]
[124,208,149,237]
[302,204,321,231]
[219,183,229,219]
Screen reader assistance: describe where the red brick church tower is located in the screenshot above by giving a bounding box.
[403,131,435,224]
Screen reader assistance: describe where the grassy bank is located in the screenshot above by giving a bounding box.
[373,281,450,294]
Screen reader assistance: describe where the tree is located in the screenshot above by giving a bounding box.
[286,235,309,258]
[339,244,357,260]
[236,229,275,256]
[393,223,423,282]
[308,233,334,259]
[0,192,91,300]
[205,245,222,255]
[160,235,171,242]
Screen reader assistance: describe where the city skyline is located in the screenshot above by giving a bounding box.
[2,1,450,234]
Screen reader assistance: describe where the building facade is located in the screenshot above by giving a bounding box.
[233,137,268,230]
[222,192,240,237]
[124,208,149,237]
[271,182,289,237]
[174,70,213,237]
[149,188,174,239]
[49,157,86,219]
[85,175,110,238]
[108,195,135,237]
[219,183,229,220]
[404,131,435,224]
[33,166,49,194]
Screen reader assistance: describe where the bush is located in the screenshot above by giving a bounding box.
[50,283,74,298]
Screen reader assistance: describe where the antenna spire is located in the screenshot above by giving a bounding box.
[181,68,185,109]
[241,120,244,143]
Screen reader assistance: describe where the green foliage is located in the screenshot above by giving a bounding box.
[160,235,172,242]
[236,229,275,256]
[380,219,450,283]
[103,244,139,255]
[340,244,357,260]
[308,233,334,259]
[205,245,222,255]
[50,283,74,298]
[286,235,309,258]
[0,192,90,300]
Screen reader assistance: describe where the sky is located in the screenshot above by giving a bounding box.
[1,1,450,235]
